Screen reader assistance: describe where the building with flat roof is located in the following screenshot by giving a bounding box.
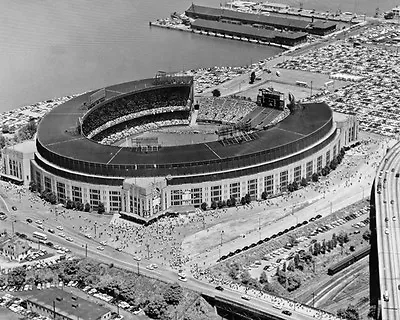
[26,288,112,320]
[185,4,336,35]
[1,140,36,186]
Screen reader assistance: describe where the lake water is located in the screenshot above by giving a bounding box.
[0,0,396,112]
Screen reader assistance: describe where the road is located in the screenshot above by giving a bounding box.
[1,209,338,320]
[374,141,400,320]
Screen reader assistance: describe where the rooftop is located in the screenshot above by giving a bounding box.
[28,288,110,320]
[8,140,37,154]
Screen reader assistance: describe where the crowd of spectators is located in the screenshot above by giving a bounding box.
[87,105,188,139]
[276,24,400,137]
[82,86,190,136]
[94,111,190,145]
[197,97,257,124]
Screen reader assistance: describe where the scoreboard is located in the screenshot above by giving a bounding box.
[257,88,285,110]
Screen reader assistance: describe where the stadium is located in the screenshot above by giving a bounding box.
[32,74,358,222]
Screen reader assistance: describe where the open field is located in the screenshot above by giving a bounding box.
[114,123,220,147]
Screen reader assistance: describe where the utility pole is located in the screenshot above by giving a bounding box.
[310,81,313,97]
[85,243,88,258]
[258,215,261,241]
[146,243,150,259]
[137,261,140,275]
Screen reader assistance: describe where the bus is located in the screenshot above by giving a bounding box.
[296,81,308,87]
[33,231,48,241]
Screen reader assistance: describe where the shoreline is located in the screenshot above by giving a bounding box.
[0,16,366,142]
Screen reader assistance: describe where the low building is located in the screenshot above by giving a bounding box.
[0,237,31,262]
[26,288,112,320]
[1,140,36,186]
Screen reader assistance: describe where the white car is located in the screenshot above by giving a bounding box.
[85,234,92,239]
[66,237,73,242]
[133,255,142,261]
[393,216,397,221]
[100,241,107,246]
[146,265,154,270]
[385,228,389,235]
[35,220,43,225]
[97,246,105,251]
[241,295,250,301]
[178,276,187,282]
[58,232,65,238]
[57,226,63,231]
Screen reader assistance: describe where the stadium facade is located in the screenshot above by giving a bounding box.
[31,76,358,221]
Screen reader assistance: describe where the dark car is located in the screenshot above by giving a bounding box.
[48,228,55,234]
[11,206,17,211]
[45,241,54,247]
[215,286,224,291]
[26,218,33,223]
[282,310,292,316]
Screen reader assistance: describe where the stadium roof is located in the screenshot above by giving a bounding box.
[37,77,332,168]
[191,19,307,41]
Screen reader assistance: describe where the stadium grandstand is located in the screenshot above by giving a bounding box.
[30,75,358,223]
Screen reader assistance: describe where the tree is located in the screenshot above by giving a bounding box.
[259,271,268,284]
[163,283,183,305]
[244,193,251,204]
[74,201,84,211]
[84,203,91,212]
[330,158,338,170]
[292,180,299,191]
[47,192,57,205]
[367,305,377,319]
[300,177,308,187]
[312,173,319,182]
[226,199,232,207]
[200,202,207,211]
[294,253,300,269]
[230,197,236,207]
[7,267,26,287]
[250,71,256,84]
[217,200,224,209]
[241,270,251,285]
[66,199,74,209]
[145,298,168,319]
[262,282,276,294]
[240,197,246,205]
[97,202,105,214]
[261,191,268,200]
[287,275,301,292]
[228,262,240,280]
[0,275,7,288]
[29,181,37,192]
[337,304,360,320]
[287,183,294,193]
[0,134,6,149]
[212,89,221,97]
[211,201,217,210]
[363,230,371,241]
